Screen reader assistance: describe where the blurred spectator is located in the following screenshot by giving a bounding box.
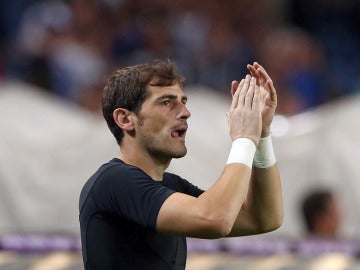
[127,3,174,64]
[48,0,109,111]
[258,26,325,115]
[0,0,33,79]
[287,0,360,99]
[12,1,73,90]
[10,0,110,111]
[170,1,210,84]
[196,20,254,93]
[0,48,3,79]
[0,0,358,114]
[301,189,341,238]
[108,1,147,68]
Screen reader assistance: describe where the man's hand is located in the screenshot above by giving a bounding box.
[247,62,277,137]
[228,75,263,146]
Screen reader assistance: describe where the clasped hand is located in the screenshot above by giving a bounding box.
[227,62,277,145]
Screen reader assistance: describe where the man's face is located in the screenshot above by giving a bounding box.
[325,196,341,236]
[134,83,191,161]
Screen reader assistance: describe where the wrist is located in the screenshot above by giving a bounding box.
[261,128,271,138]
[226,138,256,168]
[253,135,276,168]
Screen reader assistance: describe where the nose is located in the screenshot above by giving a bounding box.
[177,104,191,120]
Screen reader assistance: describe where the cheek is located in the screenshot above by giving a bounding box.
[139,116,169,135]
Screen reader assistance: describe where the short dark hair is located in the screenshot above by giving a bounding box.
[102,60,185,145]
[301,190,333,233]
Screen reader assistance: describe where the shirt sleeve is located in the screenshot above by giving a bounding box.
[91,165,175,230]
[178,177,205,197]
[163,172,205,197]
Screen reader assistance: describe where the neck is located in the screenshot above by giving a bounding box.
[118,145,171,181]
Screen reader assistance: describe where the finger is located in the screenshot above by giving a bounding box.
[247,64,257,76]
[260,85,269,107]
[254,62,271,81]
[244,77,256,109]
[251,62,265,86]
[231,80,239,96]
[230,79,244,111]
[247,64,260,85]
[252,83,262,111]
[266,78,277,103]
[254,62,277,106]
[256,65,275,93]
[255,65,274,89]
[259,73,265,87]
[238,74,251,107]
[225,112,230,132]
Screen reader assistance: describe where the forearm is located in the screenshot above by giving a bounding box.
[250,164,283,231]
[232,61,282,235]
[156,138,257,239]
[195,163,253,236]
[228,135,283,236]
[156,163,254,239]
[192,136,259,237]
[227,165,282,237]
[250,135,283,229]
[196,137,258,235]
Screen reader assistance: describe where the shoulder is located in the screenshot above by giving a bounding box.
[95,158,150,187]
[82,159,150,196]
[163,172,204,197]
[101,159,144,177]
[163,172,183,181]
[163,172,188,187]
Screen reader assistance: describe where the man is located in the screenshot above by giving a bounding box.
[301,189,341,238]
[79,60,283,269]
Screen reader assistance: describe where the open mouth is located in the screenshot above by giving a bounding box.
[171,126,188,139]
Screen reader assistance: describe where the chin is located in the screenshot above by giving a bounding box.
[172,149,187,159]
[169,145,187,159]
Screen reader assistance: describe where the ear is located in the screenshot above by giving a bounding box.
[113,108,135,131]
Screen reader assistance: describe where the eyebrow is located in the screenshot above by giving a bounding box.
[157,94,188,103]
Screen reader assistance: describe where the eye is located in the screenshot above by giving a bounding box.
[162,100,171,106]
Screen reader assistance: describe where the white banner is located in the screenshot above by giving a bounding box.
[0,82,359,238]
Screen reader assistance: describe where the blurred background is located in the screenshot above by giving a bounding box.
[0,0,360,269]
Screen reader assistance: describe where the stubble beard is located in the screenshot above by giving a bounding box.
[137,114,187,161]
[140,133,187,161]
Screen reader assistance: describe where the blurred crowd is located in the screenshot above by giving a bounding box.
[0,0,359,115]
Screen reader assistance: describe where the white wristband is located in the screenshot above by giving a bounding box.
[253,135,276,168]
[226,138,256,168]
